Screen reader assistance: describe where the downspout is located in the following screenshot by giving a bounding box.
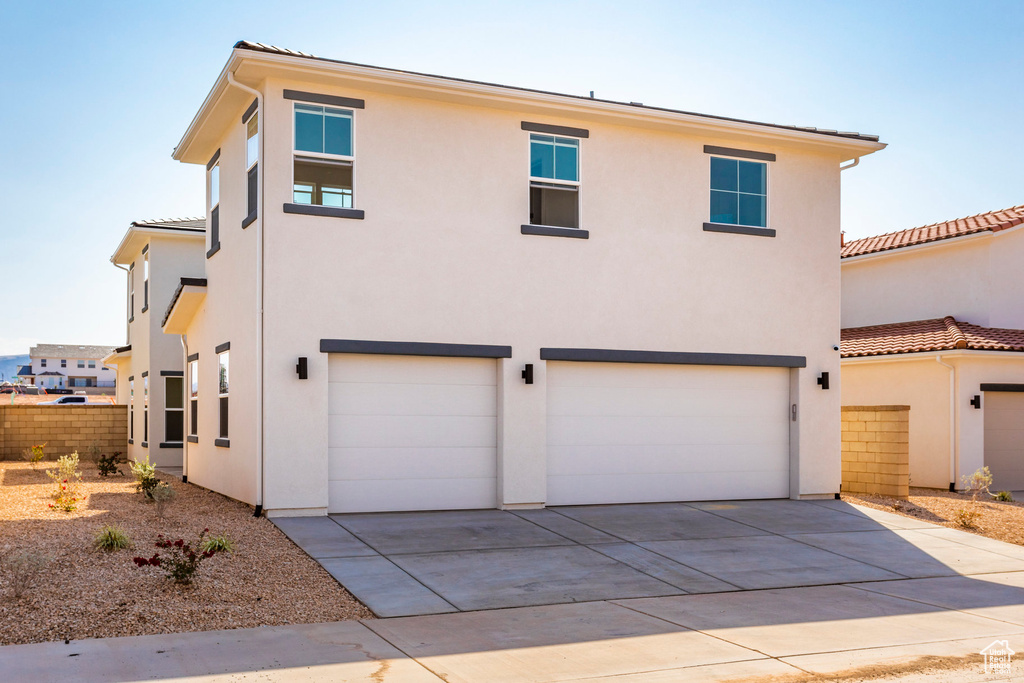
[226,71,264,517]
[180,333,188,483]
[840,157,860,171]
[935,355,958,490]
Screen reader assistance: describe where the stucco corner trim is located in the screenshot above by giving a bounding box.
[539,347,807,368]
[703,223,776,238]
[214,438,230,448]
[320,339,513,359]
[980,383,1024,392]
[521,224,590,240]
[703,145,776,162]
[284,203,365,220]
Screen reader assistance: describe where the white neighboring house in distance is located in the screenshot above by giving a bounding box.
[19,344,117,390]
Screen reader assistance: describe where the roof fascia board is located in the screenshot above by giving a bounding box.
[841,350,1024,364]
[110,225,206,265]
[176,48,884,163]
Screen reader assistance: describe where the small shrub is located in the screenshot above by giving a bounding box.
[46,453,84,511]
[97,452,123,477]
[202,533,235,554]
[960,466,993,502]
[954,507,981,529]
[27,443,46,469]
[86,441,102,461]
[0,550,51,598]
[994,491,1014,502]
[129,455,159,499]
[151,482,177,518]
[133,529,222,585]
[94,525,131,552]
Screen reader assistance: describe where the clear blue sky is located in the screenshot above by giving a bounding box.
[1,1,1021,355]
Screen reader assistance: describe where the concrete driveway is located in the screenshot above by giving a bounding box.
[272,498,1024,618]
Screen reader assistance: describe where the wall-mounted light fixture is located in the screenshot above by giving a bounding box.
[817,372,830,390]
[970,395,981,409]
[296,357,308,380]
[521,364,534,384]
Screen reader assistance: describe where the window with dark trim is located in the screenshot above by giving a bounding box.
[709,156,768,228]
[143,374,149,443]
[129,263,135,319]
[40,359,46,367]
[129,378,134,441]
[528,134,580,229]
[188,358,198,438]
[165,376,183,443]
[208,154,221,257]
[218,351,229,440]
[292,103,354,208]
[142,251,150,311]
[245,111,258,224]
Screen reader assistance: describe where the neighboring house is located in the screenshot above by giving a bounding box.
[161,41,884,517]
[102,218,206,467]
[22,344,117,390]
[841,205,1024,492]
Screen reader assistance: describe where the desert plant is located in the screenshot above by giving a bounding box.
[954,507,981,529]
[201,533,235,554]
[129,455,159,499]
[48,482,84,512]
[27,443,46,469]
[46,453,84,512]
[994,491,1014,502]
[97,452,123,477]
[86,441,102,461]
[960,467,993,502]
[93,525,131,552]
[133,530,222,585]
[151,482,177,518]
[0,550,51,598]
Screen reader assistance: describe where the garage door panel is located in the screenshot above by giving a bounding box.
[546,443,789,476]
[985,393,1024,491]
[329,447,497,480]
[328,353,495,385]
[549,361,786,390]
[548,470,790,506]
[329,382,497,417]
[330,478,496,514]
[548,386,787,418]
[329,414,496,449]
[548,415,788,447]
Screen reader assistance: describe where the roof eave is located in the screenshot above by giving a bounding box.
[110,225,205,265]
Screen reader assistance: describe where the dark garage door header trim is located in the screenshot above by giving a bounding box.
[540,347,807,368]
[320,339,512,359]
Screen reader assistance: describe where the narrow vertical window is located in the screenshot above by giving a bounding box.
[41,359,46,368]
[218,351,229,440]
[293,104,354,208]
[245,111,259,222]
[165,377,183,442]
[143,251,150,311]
[528,134,580,229]
[143,375,149,444]
[129,263,135,319]
[208,159,220,254]
[129,378,135,441]
[188,359,198,438]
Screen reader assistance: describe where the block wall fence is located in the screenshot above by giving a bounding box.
[841,405,910,499]
[0,405,128,460]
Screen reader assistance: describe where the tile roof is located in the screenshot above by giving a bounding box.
[841,317,1024,358]
[842,204,1024,258]
[234,41,881,144]
[16,365,32,376]
[131,217,206,230]
[29,344,117,360]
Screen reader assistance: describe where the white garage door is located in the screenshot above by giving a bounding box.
[327,354,497,513]
[984,392,1024,492]
[547,362,791,505]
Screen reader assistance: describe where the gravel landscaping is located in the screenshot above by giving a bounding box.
[844,487,1024,547]
[0,461,371,646]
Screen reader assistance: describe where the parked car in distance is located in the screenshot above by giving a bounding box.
[38,395,92,405]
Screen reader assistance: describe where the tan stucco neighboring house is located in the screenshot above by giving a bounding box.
[841,205,1024,492]
[102,218,206,466]
[161,41,885,517]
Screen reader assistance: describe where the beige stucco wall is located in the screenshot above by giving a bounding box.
[840,405,909,498]
[841,227,1024,329]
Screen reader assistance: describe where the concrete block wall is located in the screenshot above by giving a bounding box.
[841,405,910,498]
[0,405,128,460]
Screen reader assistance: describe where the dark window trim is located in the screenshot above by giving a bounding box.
[128,439,134,445]
[206,149,221,170]
[539,347,807,368]
[703,223,776,238]
[141,305,149,313]
[521,224,589,240]
[214,438,230,448]
[981,383,1024,392]
[141,371,149,378]
[206,243,221,259]
[215,342,231,354]
[284,89,365,109]
[141,244,149,254]
[241,210,258,229]
[140,442,148,448]
[283,203,365,220]
[187,352,199,362]
[242,98,258,123]
[160,370,184,377]
[128,316,134,324]
[187,435,198,444]
[703,145,776,162]
[128,375,134,381]
[320,339,512,359]
[159,442,183,449]
[521,121,590,138]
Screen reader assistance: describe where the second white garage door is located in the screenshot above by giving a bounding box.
[547,362,791,505]
[984,391,1024,492]
[327,354,497,513]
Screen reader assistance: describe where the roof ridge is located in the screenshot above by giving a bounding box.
[942,316,968,349]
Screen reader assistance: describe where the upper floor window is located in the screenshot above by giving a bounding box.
[245,112,259,219]
[77,360,85,368]
[40,359,46,367]
[529,134,579,229]
[61,359,67,368]
[129,263,135,318]
[88,360,96,369]
[709,156,767,228]
[143,251,150,311]
[293,104,354,208]
[208,155,221,254]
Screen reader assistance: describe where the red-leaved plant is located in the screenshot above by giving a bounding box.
[133,529,220,584]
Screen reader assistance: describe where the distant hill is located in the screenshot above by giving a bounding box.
[0,354,30,383]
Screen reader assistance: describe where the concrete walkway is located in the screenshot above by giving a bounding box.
[273,499,1024,618]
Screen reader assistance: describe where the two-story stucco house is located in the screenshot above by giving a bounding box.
[103,218,206,466]
[19,344,117,390]
[161,41,884,517]
[841,204,1024,492]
